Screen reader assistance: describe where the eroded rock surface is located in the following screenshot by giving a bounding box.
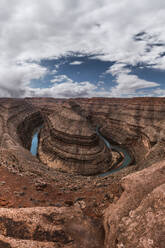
[78,97,165,167]
[0,206,104,248]
[104,161,165,248]
[0,97,164,247]
[38,103,112,175]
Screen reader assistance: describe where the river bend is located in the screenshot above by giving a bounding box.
[30,126,132,176]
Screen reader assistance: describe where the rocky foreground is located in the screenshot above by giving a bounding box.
[0,97,164,247]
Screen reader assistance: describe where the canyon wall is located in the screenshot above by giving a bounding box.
[76,97,165,168]
[38,103,112,175]
[2,97,165,174]
[0,97,164,247]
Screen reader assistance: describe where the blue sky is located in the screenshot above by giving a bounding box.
[0,0,165,98]
[30,55,115,91]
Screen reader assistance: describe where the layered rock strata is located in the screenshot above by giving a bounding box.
[77,97,165,167]
[0,97,164,247]
[38,104,112,175]
[0,206,104,248]
[0,99,58,187]
[103,160,165,248]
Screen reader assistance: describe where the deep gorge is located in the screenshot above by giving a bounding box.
[0,97,164,248]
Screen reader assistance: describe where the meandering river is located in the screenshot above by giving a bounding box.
[30,126,42,156]
[96,126,132,177]
[30,126,132,176]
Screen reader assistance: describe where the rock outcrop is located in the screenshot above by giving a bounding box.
[38,103,112,175]
[0,206,104,248]
[0,97,164,247]
[103,160,165,248]
[77,97,165,168]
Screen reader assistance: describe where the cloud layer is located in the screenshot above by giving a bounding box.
[1,0,165,97]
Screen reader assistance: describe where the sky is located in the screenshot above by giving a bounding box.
[1,0,165,98]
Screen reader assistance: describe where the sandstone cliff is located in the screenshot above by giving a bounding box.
[0,97,164,247]
[38,103,112,175]
[104,160,165,248]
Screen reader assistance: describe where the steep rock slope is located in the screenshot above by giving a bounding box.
[103,160,165,248]
[77,97,165,167]
[0,99,59,187]
[38,103,112,175]
[0,97,164,247]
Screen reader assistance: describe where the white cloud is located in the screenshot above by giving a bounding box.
[97,81,104,86]
[152,88,165,97]
[51,74,73,84]
[105,62,159,97]
[25,81,97,98]
[105,63,131,76]
[51,69,57,74]
[109,73,159,97]
[23,73,98,98]
[0,61,47,97]
[1,0,165,63]
[69,61,83,65]
[0,0,165,97]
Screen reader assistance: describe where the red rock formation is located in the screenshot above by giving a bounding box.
[0,206,104,248]
[103,160,165,248]
[77,97,165,167]
[0,97,164,247]
[38,103,112,175]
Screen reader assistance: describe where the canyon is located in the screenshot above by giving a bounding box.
[0,97,164,247]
